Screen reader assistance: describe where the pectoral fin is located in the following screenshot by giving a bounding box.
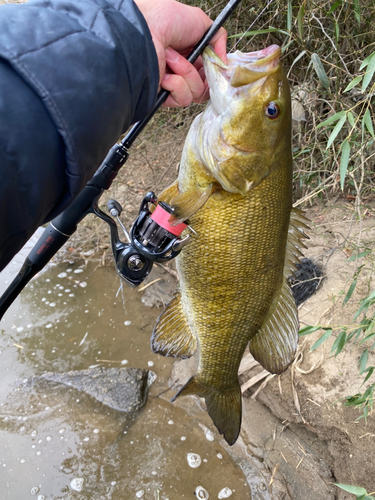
[157,180,180,205]
[169,184,214,225]
[171,376,242,446]
[151,292,197,359]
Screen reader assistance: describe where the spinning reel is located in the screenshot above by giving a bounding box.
[93,192,190,287]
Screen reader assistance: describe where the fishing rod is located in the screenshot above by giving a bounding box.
[0,0,243,320]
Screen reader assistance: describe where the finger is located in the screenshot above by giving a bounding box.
[211,27,228,64]
[165,47,205,102]
[161,73,193,107]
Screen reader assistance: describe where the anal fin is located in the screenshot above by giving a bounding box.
[171,376,242,446]
[249,277,299,374]
[151,292,197,359]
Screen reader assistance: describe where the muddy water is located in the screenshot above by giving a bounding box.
[0,232,251,500]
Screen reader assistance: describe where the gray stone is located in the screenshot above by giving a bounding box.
[39,367,156,413]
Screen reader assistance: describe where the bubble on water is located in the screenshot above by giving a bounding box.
[36,451,41,456]
[30,486,39,495]
[187,453,201,468]
[3,417,8,422]
[41,298,46,302]
[111,481,117,486]
[74,269,84,274]
[151,471,157,476]
[31,430,37,437]
[68,293,74,297]
[57,272,67,278]
[20,459,25,464]
[38,495,46,500]
[84,310,89,313]
[65,289,71,293]
[121,360,128,365]
[46,278,51,282]
[58,428,65,434]
[46,324,53,329]
[147,361,154,367]
[124,320,131,326]
[199,423,215,442]
[70,478,84,492]
[58,293,63,297]
[2,463,6,467]
[218,487,233,499]
[83,437,89,442]
[135,490,144,499]
[217,453,223,459]
[79,281,87,288]
[20,426,25,432]
[195,486,209,499]
[49,303,56,307]
[46,436,52,442]
[181,436,186,441]
[93,428,100,434]
[16,326,24,333]
[168,420,174,425]
[38,439,43,444]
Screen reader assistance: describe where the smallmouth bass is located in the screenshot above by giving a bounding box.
[151,44,308,445]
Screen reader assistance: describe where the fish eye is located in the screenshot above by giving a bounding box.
[265,101,280,120]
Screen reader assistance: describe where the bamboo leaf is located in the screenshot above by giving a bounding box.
[360,50,375,70]
[311,53,330,90]
[363,367,375,384]
[310,329,332,352]
[287,0,292,32]
[299,325,321,336]
[327,115,346,148]
[344,75,363,92]
[362,53,375,92]
[335,484,367,496]
[343,279,357,306]
[363,109,375,138]
[316,110,346,129]
[339,139,350,189]
[297,3,304,39]
[331,330,347,356]
[328,0,342,14]
[347,111,356,127]
[359,349,368,374]
[352,0,361,25]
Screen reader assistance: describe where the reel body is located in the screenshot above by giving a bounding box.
[93,191,190,287]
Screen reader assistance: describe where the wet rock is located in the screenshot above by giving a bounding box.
[39,367,156,413]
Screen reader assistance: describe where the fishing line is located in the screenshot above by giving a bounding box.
[228,0,276,54]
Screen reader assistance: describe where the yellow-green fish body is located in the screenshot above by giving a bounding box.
[151,45,307,445]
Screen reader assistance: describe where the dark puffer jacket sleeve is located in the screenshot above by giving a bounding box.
[0,0,159,271]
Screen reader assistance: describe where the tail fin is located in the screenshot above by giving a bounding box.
[171,376,242,446]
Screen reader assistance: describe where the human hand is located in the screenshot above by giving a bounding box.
[134,0,227,107]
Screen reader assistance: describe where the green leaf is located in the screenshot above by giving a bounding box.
[339,139,350,189]
[299,325,322,336]
[287,0,292,32]
[317,110,346,129]
[347,111,356,127]
[328,0,342,14]
[343,279,357,306]
[297,3,304,39]
[359,349,368,374]
[311,53,330,90]
[352,0,361,24]
[335,484,367,496]
[348,251,371,261]
[310,329,332,352]
[362,53,375,92]
[229,27,290,38]
[362,366,374,384]
[331,330,347,356]
[360,332,375,345]
[327,115,347,148]
[360,51,375,70]
[344,75,363,92]
[363,109,375,138]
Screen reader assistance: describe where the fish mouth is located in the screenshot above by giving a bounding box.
[203,44,281,88]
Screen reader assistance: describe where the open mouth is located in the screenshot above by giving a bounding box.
[203,45,281,88]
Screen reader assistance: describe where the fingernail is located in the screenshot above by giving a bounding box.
[165,47,180,63]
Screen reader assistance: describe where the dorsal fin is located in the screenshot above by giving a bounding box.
[151,292,197,359]
[248,208,309,374]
